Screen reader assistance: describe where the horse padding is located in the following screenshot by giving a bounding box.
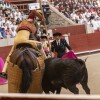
[7,57,45,93]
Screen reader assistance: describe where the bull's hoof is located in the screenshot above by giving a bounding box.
[0,72,7,79]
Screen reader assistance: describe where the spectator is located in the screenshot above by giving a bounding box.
[10,27,16,37]
[0,0,24,39]
[51,0,100,32]
[0,24,2,32]
[16,18,22,25]
[0,32,3,39]
[38,25,46,35]
[40,34,50,57]
[6,27,12,36]
[1,28,7,38]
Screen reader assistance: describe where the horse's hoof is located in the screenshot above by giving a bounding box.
[0,72,7,79]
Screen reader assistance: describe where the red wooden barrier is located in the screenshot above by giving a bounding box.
[52,25,86,35]
[69,34,89,52]
[87,33,100,50]
[0,32,100,60]
[0,46,12,61]
[69,32,100,53]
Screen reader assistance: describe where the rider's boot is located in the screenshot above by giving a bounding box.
[0,72,7,79]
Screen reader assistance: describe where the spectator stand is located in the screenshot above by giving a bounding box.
[49,0,100,33]
[0,0,25,40]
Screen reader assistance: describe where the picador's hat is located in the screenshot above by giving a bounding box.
[53,32,62,36]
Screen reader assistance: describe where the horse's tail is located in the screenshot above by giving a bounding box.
[10,47,39,93]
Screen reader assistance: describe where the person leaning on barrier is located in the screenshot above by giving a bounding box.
[0,10,46,79]
[40,34,50,57]
[51,32,72,58]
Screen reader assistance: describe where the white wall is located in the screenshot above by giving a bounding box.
[0,35,14,47]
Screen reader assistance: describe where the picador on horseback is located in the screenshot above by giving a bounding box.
[0,10,47,93]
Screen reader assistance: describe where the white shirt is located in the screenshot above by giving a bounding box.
[91,19,99,30]
[56,40,60,45]
[0,32,3,38]
[11,30,16,37]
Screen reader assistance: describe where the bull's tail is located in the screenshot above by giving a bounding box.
[10,45,38,93]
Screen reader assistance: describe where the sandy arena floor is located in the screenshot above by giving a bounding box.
[0,53,100,94]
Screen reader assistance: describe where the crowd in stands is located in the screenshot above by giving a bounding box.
[50,0,100,32]
[0,0,25,39]
[0,0,50,40]
[0,0,100,40]
[0,0,50,57]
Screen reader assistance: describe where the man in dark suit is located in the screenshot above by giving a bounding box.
[51,32,72,58]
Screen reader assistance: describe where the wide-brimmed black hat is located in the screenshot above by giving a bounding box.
[53,32,62,36]
[41,34,47,39]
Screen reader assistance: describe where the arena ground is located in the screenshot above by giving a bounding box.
[0,53,100,94]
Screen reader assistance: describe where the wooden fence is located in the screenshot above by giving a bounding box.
[0,46,12,61]
[0,32,100,61]
[69,32,100,53]
[52,24,86,35]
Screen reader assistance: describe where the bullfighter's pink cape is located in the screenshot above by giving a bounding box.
[0,57,7,85]
[62,51,77,59]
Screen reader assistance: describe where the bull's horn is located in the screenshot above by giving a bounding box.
[84,57,88,62]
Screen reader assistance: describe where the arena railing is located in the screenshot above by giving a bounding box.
[0,94,100,100]
[0,35,14,47]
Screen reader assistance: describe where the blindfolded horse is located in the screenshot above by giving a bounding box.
[7,31,45,93]
[9,43,44,93]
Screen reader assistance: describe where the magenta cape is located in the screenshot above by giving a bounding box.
[0,57,7,85]
[62,51,77,59]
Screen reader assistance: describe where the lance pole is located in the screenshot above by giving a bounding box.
[39,0,52,57]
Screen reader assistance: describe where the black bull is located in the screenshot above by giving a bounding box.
[42,58,90,94]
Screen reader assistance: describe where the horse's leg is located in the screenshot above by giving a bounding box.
[80,82,90,94]
[68,85,79,94]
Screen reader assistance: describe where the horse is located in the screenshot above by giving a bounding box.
[6,28,46,93]
[9,43,43,93]
[42,58,90,94]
